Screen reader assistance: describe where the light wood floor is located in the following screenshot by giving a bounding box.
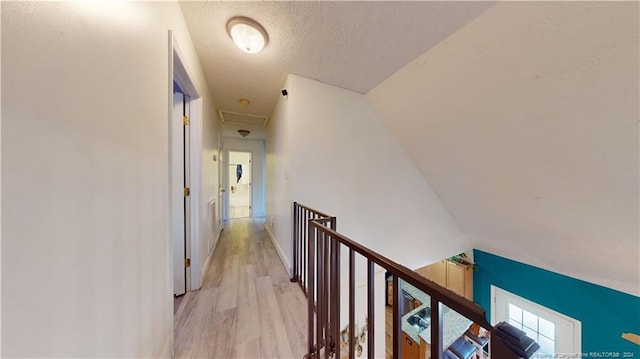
[174,218,308,358]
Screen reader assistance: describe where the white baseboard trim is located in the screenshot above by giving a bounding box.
[174,291,193,326]
[264,223,292,277]
[200,229,222,285]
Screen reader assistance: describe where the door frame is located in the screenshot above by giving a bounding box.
[490,285,582,355]
[168,31,204,296]
[217,135,225,232]
[222,147,256,221]
[226,150,253,219]
[171,91,188,297]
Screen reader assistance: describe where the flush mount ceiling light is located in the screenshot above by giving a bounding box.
[239,98,250,106]
[238,129,250,137]
[226,17,269,54]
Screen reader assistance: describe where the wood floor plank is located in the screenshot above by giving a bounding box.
[234,335,263,358]
[273,282,308,357]
[174,218,307,359]
[256,275,294,358]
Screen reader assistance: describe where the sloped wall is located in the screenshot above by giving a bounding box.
[266,74,468,273]
[367,2,639,296]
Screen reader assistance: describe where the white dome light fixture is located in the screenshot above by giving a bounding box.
[226,17,269,54]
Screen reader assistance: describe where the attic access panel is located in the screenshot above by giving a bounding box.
[219,110,269,127]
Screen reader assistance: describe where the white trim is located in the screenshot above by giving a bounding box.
[491,285,582,355]
[200,228,221,284]
[222,138,266,219]
[173,291,194,327]
[170,33,204,292]
[264,223,292,277]
[219,109,269,127]
[188,97,202,289]
[165,31,176,358]
[225,148,254,220]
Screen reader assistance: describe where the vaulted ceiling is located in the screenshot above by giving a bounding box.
[180,1,638,296]
[367,2,639,295]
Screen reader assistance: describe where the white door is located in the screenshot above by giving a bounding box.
[172,92,189,296]
[228,151,252,219]
[218,140,225,231]
[183,95,191,290]
[491,286,581,356]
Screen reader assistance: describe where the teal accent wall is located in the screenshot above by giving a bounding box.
[473,249,640,356]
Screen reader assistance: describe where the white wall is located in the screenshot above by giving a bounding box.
[265,75,468,353]
[223,137,266,218]
[367,2,639,296]
[1,2,220,357]
[265,76,294,273]
[266,74,469,275]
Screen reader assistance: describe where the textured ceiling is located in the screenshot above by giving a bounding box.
[180,1,494,119]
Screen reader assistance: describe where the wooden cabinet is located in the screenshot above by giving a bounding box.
[385,307,393,359]
[419,337,431,359]
[416,259,473,301]
[446,261,473,300]
[402,331,419,359]
[416,260,446,287]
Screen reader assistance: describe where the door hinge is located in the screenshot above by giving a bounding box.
[184,258,191,268]
[183,116,189,126]
[184,187,190,197]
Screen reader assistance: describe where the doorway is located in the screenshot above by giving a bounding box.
[172,86,190,297]
[228,151,252,219]
[491,286,582,356]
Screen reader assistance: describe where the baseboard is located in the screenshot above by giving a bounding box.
[264,223,292,277]
[200,228,222,284]
[174,291,193,326]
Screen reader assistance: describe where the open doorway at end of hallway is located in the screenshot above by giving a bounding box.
[228,151,252,219]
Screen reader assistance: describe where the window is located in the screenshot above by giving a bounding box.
[491,286,581,356]
[508,303,555,354]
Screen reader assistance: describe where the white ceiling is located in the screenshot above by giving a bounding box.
[180,1,494,119]
[367,2,639,295]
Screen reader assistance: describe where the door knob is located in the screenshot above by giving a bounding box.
[220,189,226,192]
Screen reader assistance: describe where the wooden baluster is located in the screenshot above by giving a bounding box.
[317,226,324,357]
[308,222,316,356]
[324,229,330,359]
[367,259,374,359]
[333,231,341,359]
[431,298,442,359]
[349,249,355,359]
[302,209,307,291]
[392,275,401,359]
[292,203,298,282]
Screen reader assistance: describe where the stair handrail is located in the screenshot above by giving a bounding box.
[293,202,516,359]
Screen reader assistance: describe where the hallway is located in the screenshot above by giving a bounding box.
[174,219,308,358]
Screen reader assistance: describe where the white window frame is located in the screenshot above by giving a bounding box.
[491,286,582,356]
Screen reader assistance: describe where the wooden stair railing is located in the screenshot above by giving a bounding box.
[292,202,520,359]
